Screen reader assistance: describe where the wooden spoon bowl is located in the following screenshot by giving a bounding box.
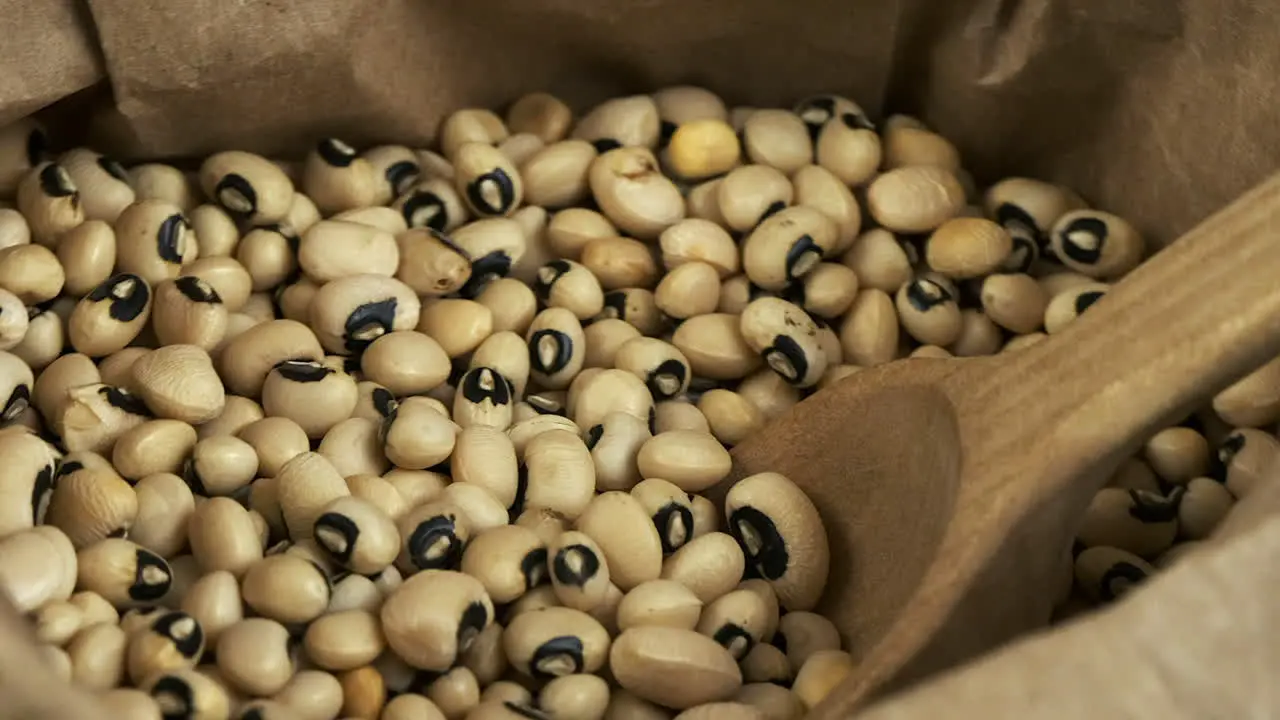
[725,172,1280,716]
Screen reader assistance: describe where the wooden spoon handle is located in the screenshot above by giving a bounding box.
[987,171,1280,456]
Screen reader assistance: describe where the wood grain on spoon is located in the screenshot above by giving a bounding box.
[726,171,1280,716]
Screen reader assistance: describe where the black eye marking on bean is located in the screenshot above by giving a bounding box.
[645,359,688,400]
[712,623,756,658]
[729,506,789,581]
[152,611,205,658]
[841,111,875,131]
[784,234,823,281]
[384,161,421,195]
[131,549,173,601]
[407,514,464,570]
[97,156,131,183]
[25,128,48,167]
[2,382,29,424]
[508,465,529,520]
[504,702,554,720]
[994,203,1044,246]
[533,260,573,303]
[1214,432,1246,482]
[343,297,398,355]
[795,95,837,141]
[653,502,695,555]
[601,290,629,320]
[101,385,152,417]
[528,329,574,375]
[658,120,678,150]
[215,174,258,217]
[274,360,335,384]
[39,163,76,197]
[371,387,398,419]
[401,190,449,232]
[1002,236,1038,273]
[30,462,54,525]
[1058,215,1109,265]
[591,138,622,154]
[585,424,604,451]
[456,600,489,656]
[526,394,565,416]
[758,200,788,226]
[317,138,357,167]
[307,559,333,589]
[181,457,209,497]
[150,674,195,719]
[465,168,517,216]
[521,547,550,589]
[530,636,585,680]
[459,250,514,299]
[552,544,601,587]
[459,367,513,406]
[1128,487,1184,523]
[905,278,954,312]
[1074,290,1105,315]
[763,335,808,386]
[314,512,360,565]
[87,273,151,322]
[173,276,222,304]
[770,629,788,653]
[1098,561,1149,603]
[156,214,190,264]
[240,707,266,720]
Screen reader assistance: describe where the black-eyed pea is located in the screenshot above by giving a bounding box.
[1001,332,1046,354]
[717,165,793,234]
[0,431,55,536]
[1106,457,1162,493]
[238,416,309,478]
[0,349,35,425]
[653,399,710,435]
[538,674,611,720]
[298,610,385,675]
[312,496,400,576]
[1043,281,1109,334]
[509,415,579,459]
[583,318,642,370]
[360,335,451,400]
[671,314,761,381]
[0,290,28,357]
[464,285,532,340]
[511,509,567,550]
[791,650,854,710]
[658,219,737,278]
[811,116,880,188]
[297,220,399,284]
[16,161,83,245]
[736,369,800,422]
[978,272,1047,334]
[260,360,357,439]
[522,429,596,520]
[392,229,470,300]
[654,86,729,140]
[717,275,760,315]
[114,200,196,286]
[96,348,147,392]
[1074,545,1154,604]
[616,579,703,633]
[610,626,742,710]
[275,451,351,543]
[793,94,871,138]
[545,530,612,613]
[66,272,150,357]
[344,473,408,525]
[451,218,529,298]
[448,426,517,509]
[351,381,393,423]
[240,553,331,625]
[546,207,617,261]
[580,236,662,291]
[0,208,28,251]
[381,395,458,470]
[572,95,661,151]
[415,300,494,360]
[654,261,721,320]
[56,383,151,455]
[948,309,1003,357]
[666,119,741,180]
[739,110,811,174]
[353,145,420,208]
[520,140,597,209]
[600,287,666,337]
[76,537,171,609]
[396,499,470,573]
[480,681,534,708]
[588,148,685,241]
[637,430,733,495]
[504,606,611,681]
[774,612,841,676]
[300,138,379,214]
[125,610,205,686]
[660,533,745,605]
[1143,426,1209,485]
[1178,477,1234,540]
[66,620,129,690]
[0,526,76,613]
[840,229,912,294]
[129,162,198,212]
[98,687,165,720]
[698,390,764,447]
[505,92,573,145]
[199,151,294,224]
[575,491,665,592]
[150,276,228,351]
[420,665,479,718]
[1076,487,1179,559]
[54,220,116,298]
[457,524,547,605]
[564,368,603,419]
[690,495,719,540]
[733,684,804,720]
[212,617,295,698]
[188,496,265,577]
[309,274,422,357]
[394,177,469,236]
[890,271,960,348]
[438,483,511,536]
[681,178,725,230]
[270,670,345,720]
[572,368,654,434]
[159,554,204,609]
[587,411,651,492]
[453,366,515,430]
[1050,209,1144,279]
[738,297,828,388]
[1213,356,1280,428]
[740,644,792,686]
[314,420,386,488]
[924,217,1013,279]
[743,205,837,292]
[384,467,449,508]
[131,344,225,425]
[184,434,260,496]
[187,205,239,259]
[46,456,138,549]
[144,667,231,720]
[865,166,965,233]
[35,599,87,647]
[380,695,450,720]
[529,261,603,322]
[380,569,494,672]
[440,108,509,160]
[526,307,586,389]
[182,257,252,313]
[452,142,523,219]
[726,472,829,611]
[1217,429,1280,498]
[508,583,564,621]
[112,419,198,481]
[235,223,297,292]
[131,473,196,559]
[882,122,961,171]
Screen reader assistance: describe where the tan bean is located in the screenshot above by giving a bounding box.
[671,313,760,381]
[609,626,742,710]
[67,621,128,690]
[189,497,264,577]
[17,161,84,245]
[180,570,243,647]
[717,165,793,234]
[238,416,309,478]
[46,456,138,549]
[317,417,389,478]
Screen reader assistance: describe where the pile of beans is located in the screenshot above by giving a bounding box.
[0,86,1239,720]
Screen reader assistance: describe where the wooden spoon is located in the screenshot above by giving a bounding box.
[725,172,1280,717]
